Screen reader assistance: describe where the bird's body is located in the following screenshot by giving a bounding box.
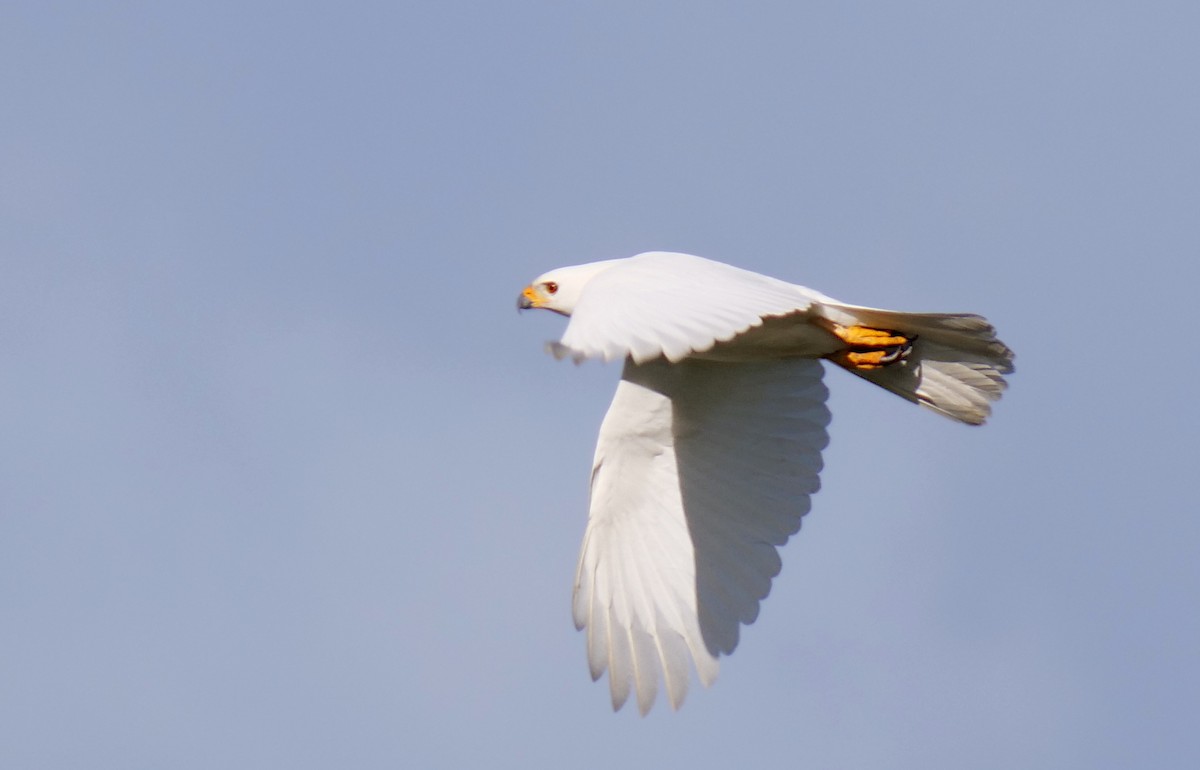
[518,251,1013,714]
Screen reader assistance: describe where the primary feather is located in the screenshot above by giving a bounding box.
[576,357,829,713]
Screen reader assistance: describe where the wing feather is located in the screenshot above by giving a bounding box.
[573,356,830,712]
[556,253,822,364]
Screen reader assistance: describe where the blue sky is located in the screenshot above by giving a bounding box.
[2,2,1198,768]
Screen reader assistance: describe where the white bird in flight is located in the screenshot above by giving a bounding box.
[517,251,1014,714]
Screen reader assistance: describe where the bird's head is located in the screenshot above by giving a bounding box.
[517,259,623,317]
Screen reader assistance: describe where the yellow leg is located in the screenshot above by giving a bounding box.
[838,349,893,370]
[819,320,915,371]
[835,325,910,348]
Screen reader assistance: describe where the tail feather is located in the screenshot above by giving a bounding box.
[819,304,1014,426]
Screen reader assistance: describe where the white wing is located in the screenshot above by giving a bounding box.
[553,252,825,364]
[573,356,830,713]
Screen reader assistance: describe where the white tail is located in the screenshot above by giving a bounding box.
[819,303,1015,425]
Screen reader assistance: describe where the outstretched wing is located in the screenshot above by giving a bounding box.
[553,252,823,364]
[573,356,830,714]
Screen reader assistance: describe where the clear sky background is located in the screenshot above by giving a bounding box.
[2,2,1197,768]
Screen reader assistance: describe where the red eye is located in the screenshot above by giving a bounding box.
[545,282,558,295]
